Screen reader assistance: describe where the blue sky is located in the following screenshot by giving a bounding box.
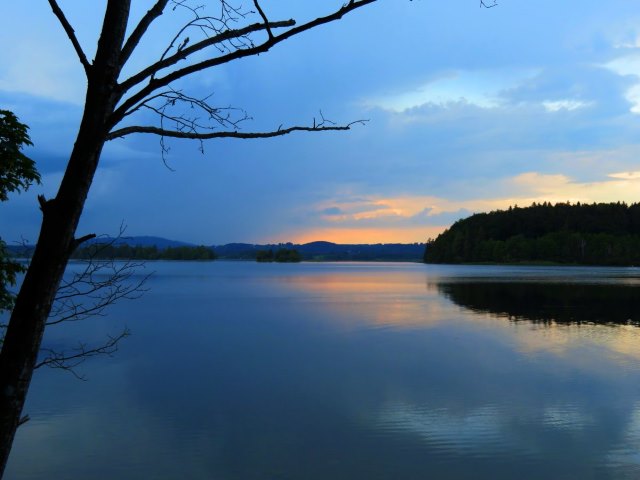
[2,0,640,245]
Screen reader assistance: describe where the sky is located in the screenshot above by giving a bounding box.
[2,0,640,245]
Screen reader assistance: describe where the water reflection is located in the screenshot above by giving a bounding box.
[436,280,640,325]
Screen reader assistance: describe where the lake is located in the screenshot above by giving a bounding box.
[6,261,640,479]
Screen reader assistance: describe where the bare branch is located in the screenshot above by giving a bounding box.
[118,19,294,95]
[147,2,253,81]
[47,0,91,75]
[47,240,150,327]
[480,0,498,7]
[120,0,170,67]
[73,233,97,251]
[35,329,131,380]
[253,0,273,39]
[32,228,150,378]
[111,0,376,126]
[106,119,368,142]
[123,88,249,128]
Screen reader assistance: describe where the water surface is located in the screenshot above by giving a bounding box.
[7,262,640,479]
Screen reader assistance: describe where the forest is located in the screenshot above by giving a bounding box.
[424,202,640,265]
[255,248,302,263]
[72,243,216,261]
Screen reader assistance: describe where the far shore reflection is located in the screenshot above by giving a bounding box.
[435,280,640,325]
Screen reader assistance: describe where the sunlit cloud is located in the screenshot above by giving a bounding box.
[608,171,640,180]
[325,170,640,222]
[508,171,640,203]
[316,196,461,224]
[603,54,640,113]
[542,100,591,112]
[364,69,537,113]
[613,31,640,50]
[281,169,640,244]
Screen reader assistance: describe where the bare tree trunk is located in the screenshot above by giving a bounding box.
[0,1,130,475]
[0,0,382,474]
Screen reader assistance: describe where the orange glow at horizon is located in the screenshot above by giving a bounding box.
[267,226,447,245]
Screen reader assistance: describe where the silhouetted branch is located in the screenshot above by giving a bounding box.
[122,88,250,128]
[480,0,498,7]
[47,0,91,75]
[35,329,131,380]
[111,0,376,125]
[118,19,293,94]
[160,0,252,61]
[253,0,273,39]
[72,233,97,251]
[31,229,150,378]
[0,230,146,372]
[120,0,170,66]
[106,118,368,141]
[46,259,148,326]
[47,233,150,327]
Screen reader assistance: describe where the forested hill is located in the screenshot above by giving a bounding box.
[424,202,640,266]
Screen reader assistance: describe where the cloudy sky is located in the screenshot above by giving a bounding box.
[2,0,640,245]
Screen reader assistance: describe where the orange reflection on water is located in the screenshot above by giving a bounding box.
[279,270,453,330]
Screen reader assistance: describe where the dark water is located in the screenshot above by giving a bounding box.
[6,262,640,479]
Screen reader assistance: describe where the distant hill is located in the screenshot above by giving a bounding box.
[424,202,640,266]
[5,236,195,259]
[87,235,194,249]
[7,237,425,262]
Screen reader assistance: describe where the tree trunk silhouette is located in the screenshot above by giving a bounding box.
[0,0,385,475]
[0,1,130,473]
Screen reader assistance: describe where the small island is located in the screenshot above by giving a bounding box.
[424,202,640,266]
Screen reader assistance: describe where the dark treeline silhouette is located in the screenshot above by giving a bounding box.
[8,240,430,262]
[436,281,640,326]
[72,243,215,261]
[256,248,301,263]
[217,241,425,261]
[424,202,640,265]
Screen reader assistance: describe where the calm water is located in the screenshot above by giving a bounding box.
[6,262,640,479]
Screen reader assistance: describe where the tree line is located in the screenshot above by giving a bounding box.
[437,281,640,325]
[72,243,216,261]
[255,248,301,263]
[424,202,640,265]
